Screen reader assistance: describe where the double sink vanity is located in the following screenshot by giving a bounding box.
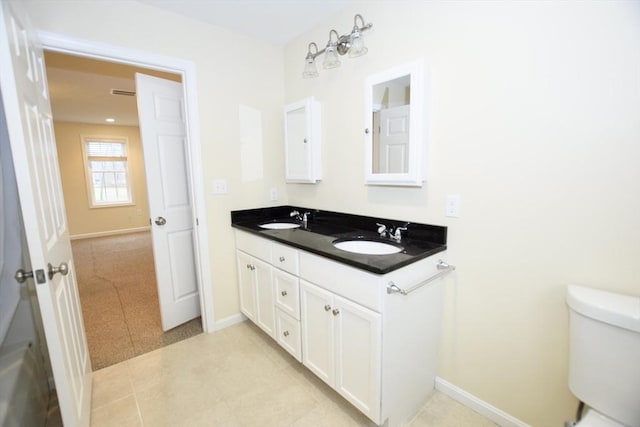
[231,206,452,426]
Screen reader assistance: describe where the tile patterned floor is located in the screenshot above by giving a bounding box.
[72,232,202,370]
[90,321,497,427]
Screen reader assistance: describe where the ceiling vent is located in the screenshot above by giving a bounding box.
[110,89,136,97]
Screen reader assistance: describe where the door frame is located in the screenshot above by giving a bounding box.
[38,30,215,333]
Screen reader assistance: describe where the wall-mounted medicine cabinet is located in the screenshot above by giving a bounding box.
[364,60,425,186]
[284,97,322,183]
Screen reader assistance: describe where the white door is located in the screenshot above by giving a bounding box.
[254,258,275,338]
[0,2,91,426]
[334,295,381,423]
[136,73,200,331]
[237,251,257,322]
[300,280,335,387]
[379,104,410,174]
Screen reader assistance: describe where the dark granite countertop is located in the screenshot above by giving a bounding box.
[231,206,447,275]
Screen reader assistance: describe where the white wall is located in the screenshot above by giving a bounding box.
[283,1,640,426]
[24,0,286,322]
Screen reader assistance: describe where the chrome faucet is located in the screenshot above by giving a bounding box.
[377,222,409,241]
[376,223,389,238]
[391,225,408,242]
[302,212,310,228]
[290,210,301,221]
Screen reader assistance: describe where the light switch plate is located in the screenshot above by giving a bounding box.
[446,195,460,218]
[213,179,228,195]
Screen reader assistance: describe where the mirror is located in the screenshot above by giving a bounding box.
[365,60,424,186]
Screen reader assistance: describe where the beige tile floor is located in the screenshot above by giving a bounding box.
[91,321,496,427]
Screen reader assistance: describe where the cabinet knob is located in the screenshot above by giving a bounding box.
[279,256,285,262]
[324,304,331,312]
[246,264,251,269]
[365,128,370,134]
[250,265,255,271]
[281,290,287,296]
[303,138,308,144]
[283,330,290,337]
[332,308,340,316]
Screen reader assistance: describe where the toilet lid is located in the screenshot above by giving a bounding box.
[576,409,626,427]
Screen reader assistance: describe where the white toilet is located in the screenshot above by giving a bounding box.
[566,284,640,427]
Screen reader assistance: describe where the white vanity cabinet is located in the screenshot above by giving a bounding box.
[234,229,447,427]
[284,97,321,183]
[300,280,381,421]
[235,230,303,361]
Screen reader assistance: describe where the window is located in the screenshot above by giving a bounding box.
[82,136,133,207]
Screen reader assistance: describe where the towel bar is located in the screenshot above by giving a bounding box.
[386,259,456,295]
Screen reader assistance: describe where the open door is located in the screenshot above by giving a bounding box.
[0,1,91,426]
[136,73,200,331]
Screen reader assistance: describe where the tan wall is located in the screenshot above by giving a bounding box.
[283,2,640,426]
[54,121,150,236]
[25,1,286,324]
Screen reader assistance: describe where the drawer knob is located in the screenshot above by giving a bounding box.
[281,290,287,296]
[324,304,331,312]
[332,308,340,316]
[279,256,285,262]
[283,330,290,337]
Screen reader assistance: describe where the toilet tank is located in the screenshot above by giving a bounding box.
[566,285,640,427]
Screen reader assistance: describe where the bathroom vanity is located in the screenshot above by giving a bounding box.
[231,206,450,426]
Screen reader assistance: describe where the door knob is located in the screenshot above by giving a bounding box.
[47,262,69,280]
[155,216,167,226]
[15,269,34,283]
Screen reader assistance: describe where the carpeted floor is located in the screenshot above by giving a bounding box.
[72,231,202,371]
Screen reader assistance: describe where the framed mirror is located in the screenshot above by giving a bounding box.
[364,60,424,186]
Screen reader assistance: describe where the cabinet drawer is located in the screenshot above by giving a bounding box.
[275,309,301,362]
[299,252,382,312]
[274,269,300,320]
[235,230,271,262]
[271,242,299,275]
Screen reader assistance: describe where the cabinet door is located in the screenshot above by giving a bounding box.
[300,281,335,387]
[254,258,275,338]
[334,295,382,423]
[236,251,257,322]
[284,97,321,183]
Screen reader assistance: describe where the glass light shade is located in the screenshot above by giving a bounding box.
[349,29,368,58]
[302,57,318,78]
[322,45,341,69]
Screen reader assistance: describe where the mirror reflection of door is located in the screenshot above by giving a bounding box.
[371,75,411,174]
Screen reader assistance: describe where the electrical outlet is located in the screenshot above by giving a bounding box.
[212,179,228,195]
[446,195,460,218]
[269,187,278,201]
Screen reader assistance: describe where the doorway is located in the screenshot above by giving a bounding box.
[44,51,204,370]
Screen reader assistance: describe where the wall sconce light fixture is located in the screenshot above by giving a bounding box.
[302,14,373,78]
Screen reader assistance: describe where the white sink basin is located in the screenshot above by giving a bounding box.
[259,222,301,230]
[333,239,403,255]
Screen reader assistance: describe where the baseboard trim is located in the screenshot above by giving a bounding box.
[213,313,247,331]
[435,377,531,427]
[70,226,151,240]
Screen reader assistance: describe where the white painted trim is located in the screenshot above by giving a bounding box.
[37,31,215,334]
[435,377,531,427]
[213,313,247,331]
[70,226,151,241]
